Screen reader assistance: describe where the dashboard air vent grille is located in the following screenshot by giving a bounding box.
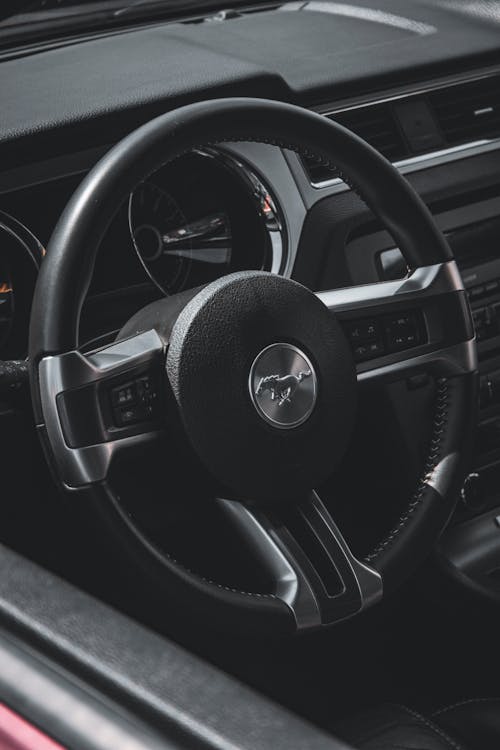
[302,102,409,184]
[303,74,500,186]
[428,75,500,145]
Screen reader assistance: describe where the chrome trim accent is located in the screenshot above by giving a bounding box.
[308,138,500,191]
[217,498,322,631]
[424,453,461,499]
[202,148,286,276]
[217,493,382,630]
[357,339,477,385]
[304,67,500,190]
[316,67,500,116]
[248,343,317,429]
[38,329,164,488]
[221,142,306,278]
[316,260,464,312]
[316,261,477,383]
[308,491,383,612]
[128,148,287,296]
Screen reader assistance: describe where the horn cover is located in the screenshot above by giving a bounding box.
[167,272,356,503]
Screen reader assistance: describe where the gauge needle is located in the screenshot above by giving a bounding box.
[163,247,232,263]
[162,212,230,244]
[162,212,232,264]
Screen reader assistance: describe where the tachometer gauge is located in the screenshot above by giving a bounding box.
[129,180,232,295]
[129,181,192,294]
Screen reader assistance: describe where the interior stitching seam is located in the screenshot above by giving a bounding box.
[433,697,500,717]
[364,377,449,563]
[391,704,465,750]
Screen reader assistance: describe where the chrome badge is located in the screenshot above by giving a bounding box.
[249,343,317,429]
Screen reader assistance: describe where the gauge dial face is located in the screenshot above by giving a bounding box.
[129,181,193,295]
[129,180,233,296]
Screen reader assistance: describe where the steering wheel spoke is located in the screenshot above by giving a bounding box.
[37,329,166,488]
[217,492,382,631]
[317,260,477,385]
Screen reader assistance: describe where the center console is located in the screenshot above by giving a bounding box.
[347,190,500,601]
[455,217,500,500]
[377,201,500,514]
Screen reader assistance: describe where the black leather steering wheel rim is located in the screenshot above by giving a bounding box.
[29,98,477,635]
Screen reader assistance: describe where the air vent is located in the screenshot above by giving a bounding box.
[429,75,500,145]
[302,102,409,184]
[303,74,500,186]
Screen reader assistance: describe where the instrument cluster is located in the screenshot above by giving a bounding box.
[0,149,286,355]
[128,149,285,296]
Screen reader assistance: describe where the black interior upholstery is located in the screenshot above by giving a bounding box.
[336,701,500,750]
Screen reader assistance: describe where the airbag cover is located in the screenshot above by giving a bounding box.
[166,271,356,503]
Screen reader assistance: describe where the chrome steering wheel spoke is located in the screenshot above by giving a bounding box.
[316,260,477,385]
[217,492,382,631]
[37,329,166,488]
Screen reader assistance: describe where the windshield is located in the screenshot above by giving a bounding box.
[0,0,262,48]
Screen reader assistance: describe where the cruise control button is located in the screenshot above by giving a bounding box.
[366,340,385,357]
[353,344,371,361]
[384,311,420,352]
[469,285,485,300]
[387,313,413,330]
[353,340,385,361]
[346,319,380,342]
[111,382,137,407]
[115,403,151,426]
[388,331,419,351]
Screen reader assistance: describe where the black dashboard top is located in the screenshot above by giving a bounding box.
[2,0,500,168]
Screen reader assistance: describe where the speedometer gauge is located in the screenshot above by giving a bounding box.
[129,181,193,294]
[128,151,285,296]
[129,179,233,295]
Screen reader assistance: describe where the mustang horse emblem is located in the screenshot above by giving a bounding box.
[255,370,312,407]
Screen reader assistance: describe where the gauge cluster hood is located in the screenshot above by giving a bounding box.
[2,0,500,167]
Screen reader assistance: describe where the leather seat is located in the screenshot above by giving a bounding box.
[335,700,500,750]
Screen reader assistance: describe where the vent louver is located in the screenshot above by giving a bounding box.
[429,75,500,145]
[302,102,409,184]
[303,73,500,186]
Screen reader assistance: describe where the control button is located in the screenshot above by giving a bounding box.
[110,373,160,428]
[353,344,370,361]
[384,311,421,352]
[469,284,486,300]
[353,340,385,362]
[349,310,423,360]
[346,319,380,343]
[485,280,500,295]
[386,313,413,330]
[387,331,419,350]
[366,340,384,357]
[111,382,137,407]
[115,403,151,427]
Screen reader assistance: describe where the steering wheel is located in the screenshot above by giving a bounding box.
[29,99,477,635]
